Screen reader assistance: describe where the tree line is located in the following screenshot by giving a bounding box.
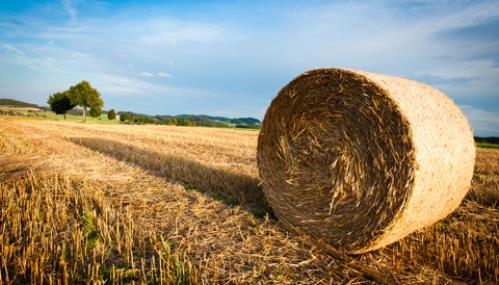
[117,113,260,128]
[118,112,230,127]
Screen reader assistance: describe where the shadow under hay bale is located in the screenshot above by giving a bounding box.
[68,137,270,216]
[257,68,476,254]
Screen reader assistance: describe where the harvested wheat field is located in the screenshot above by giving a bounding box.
[1,117,497,284]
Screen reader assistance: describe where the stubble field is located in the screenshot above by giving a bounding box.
[0,117,497,284]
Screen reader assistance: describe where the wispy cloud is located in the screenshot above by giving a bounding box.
[138,20,222,46]
[0,44,62,73]
[94,73,222,100]
[157,72,172,78]
[461,105,499,135]
[3,44,23,54]
[414,74,478,86]
[60,0,77,21]
[140,72,155,77]
[138,71,172,78]
[96,74,168,95]
[140,71,172,78]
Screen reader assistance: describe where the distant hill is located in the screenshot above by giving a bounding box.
[171,115,261,128]
[176,114,230,122]
[123,112,261,128]
[175,114,261,127]
[230,117,260,124]
[0,98,40,108]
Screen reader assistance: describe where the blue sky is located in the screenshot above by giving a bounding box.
[0,0,498,136]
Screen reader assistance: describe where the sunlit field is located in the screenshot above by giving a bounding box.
[1,117,497,284]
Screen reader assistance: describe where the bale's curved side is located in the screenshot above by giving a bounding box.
[257,68,475,253]
[354,70,476,252]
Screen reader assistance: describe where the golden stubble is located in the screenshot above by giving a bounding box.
[0,117,497,284]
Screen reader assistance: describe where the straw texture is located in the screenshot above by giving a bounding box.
[257,68,476,253]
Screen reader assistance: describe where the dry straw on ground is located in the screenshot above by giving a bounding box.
[257,68,476,253]
[1,118,496,283]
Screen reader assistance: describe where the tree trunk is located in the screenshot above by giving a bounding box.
[64,113,67,120]
[82,106,87,123]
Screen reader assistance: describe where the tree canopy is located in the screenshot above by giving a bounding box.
[89,106,102,118]
[107,109,116,120]
[47,80,104,123]
[68,81,103,123]
[47,91,75,120]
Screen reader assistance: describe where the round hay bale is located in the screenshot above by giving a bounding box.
[257,68,475,253]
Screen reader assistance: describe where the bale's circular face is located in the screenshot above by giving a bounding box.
[257,69,416,252]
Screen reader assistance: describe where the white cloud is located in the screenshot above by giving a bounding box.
[157,72,171,78]
[140,71,155,77]
[139,71,172,78]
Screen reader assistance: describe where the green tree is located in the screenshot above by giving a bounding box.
[89,106,102,118]
[107,109,116,120]
[119,112,130,122]
[68,81,103,123]
[47,91,75,120]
